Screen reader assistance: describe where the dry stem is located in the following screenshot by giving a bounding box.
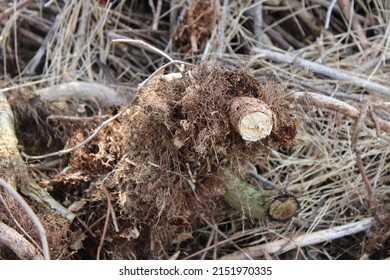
[96,187,111,260]
[0,0,33,21]
[220,218,373,260]
[351,104,369,150]
[251,49,390,97]
[337,0,369,49]
[201,216,252,260]
[290,91,390,133]
[355,150,374,200]
[325,0,338,29]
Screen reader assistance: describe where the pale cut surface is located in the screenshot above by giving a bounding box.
[239,111,273,141]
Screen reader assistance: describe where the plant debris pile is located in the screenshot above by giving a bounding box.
[1,0,390,260]
[52,64,296,259]
[137,65,297,171]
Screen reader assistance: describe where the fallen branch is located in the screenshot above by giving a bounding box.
[220,217,373,259]
[290,91,390,133]
[251,49,390,97]
[0,221,43,260]
[36,81,130,106]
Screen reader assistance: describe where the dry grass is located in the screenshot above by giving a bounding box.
[1,0,390,259]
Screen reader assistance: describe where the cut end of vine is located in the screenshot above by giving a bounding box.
[230,96,274,141]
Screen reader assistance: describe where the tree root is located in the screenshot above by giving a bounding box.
[0,92,75,222]
[0,221,43,260]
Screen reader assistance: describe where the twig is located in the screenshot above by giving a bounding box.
[89,214,107,230]
[110,35,191,76]
[169,0,179,36]
[325,0,338,29]
[372,102,390,109]
[293,2,322,37]
[201,216,253,260]
[104,187,119,233]
[0,178,50,260]
[355,150,374,200]
[351,104,368,150]
[217,0,229,60]
[220,218,373,259]
[262,4,320,34]
[337,0,369,49]
[47,114,109,122]
[251,49,390,97]
[0,222,43,260]
[76,216,97,238]
[21,108,125,161]
[169,250,181,260]
[70,1,86,74]
[149,0,162,31]
[273,24,306,49]
[263,23,292,50]
[0,192,42,253]
[0,0,33,21]
[138,60,193,89]
[184,225,276,260]
[370,110,390,142]
[244,162,277,189]
[97,187,111,260]
[290,92,390,133]
[252,0,263,49]
[24,14,61,75]
[213,223,218,260]
[187,5,198,53]
[18,27,44,46]
[201,229,215,260]
[110,35,176,64]
[268,71,362,100]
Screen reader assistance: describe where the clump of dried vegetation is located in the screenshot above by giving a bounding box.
[1,0,390,260]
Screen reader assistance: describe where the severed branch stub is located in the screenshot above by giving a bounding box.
[229,96,273,141]
[223,168,300,221]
